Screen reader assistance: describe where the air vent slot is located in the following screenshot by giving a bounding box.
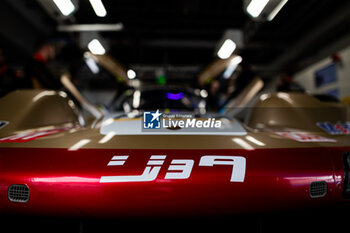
[310,181,327,198]
[8,184,30,203]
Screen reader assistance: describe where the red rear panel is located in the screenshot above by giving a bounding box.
[0,147,347,218]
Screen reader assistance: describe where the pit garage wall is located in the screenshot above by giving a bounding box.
[294,45,350,100]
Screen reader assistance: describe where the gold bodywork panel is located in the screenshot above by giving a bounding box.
[0,90,349,149]
[0,90,80,135]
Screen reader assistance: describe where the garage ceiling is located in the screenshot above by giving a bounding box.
[1,0,350,84]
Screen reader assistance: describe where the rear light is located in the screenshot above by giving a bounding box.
[343,152,350,198]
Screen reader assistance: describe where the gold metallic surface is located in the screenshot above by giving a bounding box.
[0,90,349,150]
[246,92,350,131]
[0,90,80,136]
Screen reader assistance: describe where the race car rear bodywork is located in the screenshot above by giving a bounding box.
[0,90,349,218]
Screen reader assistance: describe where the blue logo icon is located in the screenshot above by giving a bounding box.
[143,110,162,129]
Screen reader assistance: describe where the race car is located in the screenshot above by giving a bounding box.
[0,88,349,224]
[108,85,206,112]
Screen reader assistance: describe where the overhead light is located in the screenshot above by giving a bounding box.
[217,39,237,59]
[127,69,136,79]
[200,89,208,98]
[231,55,243,65]
[58,23,123,32]
[53,0,75,16]
[223,56,242,79]
[132,90,141,108]
[83,52,99,74]
[85,57,99,74]
[246,0,269,18]
[88,39,106,55]
[89,0,107,17]
[267,0,288,21]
